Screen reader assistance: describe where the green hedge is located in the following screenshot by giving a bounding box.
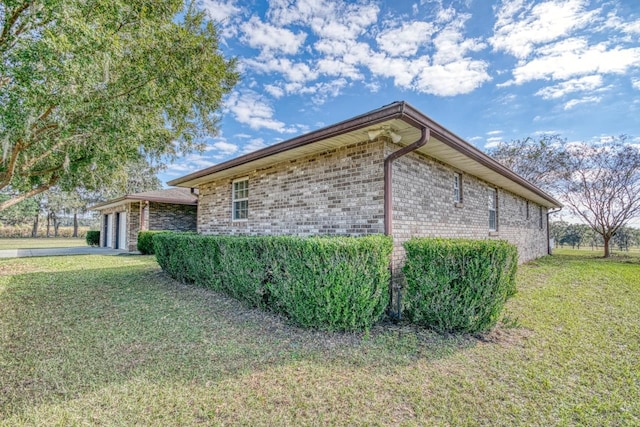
[403,238,518,333]
[137,230,172,254]
[154,233,393,331]
[85,230,100,247]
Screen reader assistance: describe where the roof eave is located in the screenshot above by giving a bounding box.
[169,101,561,209]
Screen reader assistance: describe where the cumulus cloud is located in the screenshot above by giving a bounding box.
[206,140,239,156]
[632,77,640,90]
[240,16,307,55]
[376,22,436,57]
[535,75,603,99]
[226,91,297,133]
[563,95,602,110]
[199,0,240,22]
[504,38,640,86]
[490,0,598,59]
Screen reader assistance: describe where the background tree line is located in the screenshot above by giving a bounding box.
[550,220,640,252]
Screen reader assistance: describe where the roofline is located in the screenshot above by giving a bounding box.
[169,101,561,208]
[89,194,197,211]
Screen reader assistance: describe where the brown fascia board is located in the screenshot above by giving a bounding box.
[169,101,562,208]
[89,195,197,211]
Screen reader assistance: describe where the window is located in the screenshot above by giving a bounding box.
[526,201,530,220]
[539,206,543,229]
[453,173,462,204]
[488,188,497,231]
[232,178,248,220]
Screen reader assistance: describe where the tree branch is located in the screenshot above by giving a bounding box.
[0,173,59,212]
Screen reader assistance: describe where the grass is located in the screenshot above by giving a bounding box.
[0,237,87,250]
[0,253,638,425]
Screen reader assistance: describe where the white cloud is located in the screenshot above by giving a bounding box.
[490,0,599,59]
[264,84,285,98]
[226,91,296,133]
[563,95,601,110]
[632,78,640,90]
[199,0,240,22]
[504,38,640,86]
[241,138,267,154]
[485,136,504,148]
[206,140,238,156]
[240,16,307,55]
[487,130,503,136]
[376,22,436,57]
[243,56,318,83]
[535,74,603,99]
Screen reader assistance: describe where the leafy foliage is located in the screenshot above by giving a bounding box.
[403,238,518,333]
[85,230,100,246]
[154,234,393,331]
[137,230,171,255]
[0,0,238,211]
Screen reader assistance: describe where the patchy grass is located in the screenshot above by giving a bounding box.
[0,253,638,426]
[0,238,87,250]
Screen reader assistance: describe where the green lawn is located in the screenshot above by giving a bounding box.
[0,237,87,250]
[0,253,638,425]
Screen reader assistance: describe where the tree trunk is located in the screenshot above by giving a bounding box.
[31,214,39,237]
[603,236,611,258]
[72,212,78,237]
[46,212,51,237]
[53,214,59,237]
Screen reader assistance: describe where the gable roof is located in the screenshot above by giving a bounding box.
[168,101,561,209]
[89,187,197,211]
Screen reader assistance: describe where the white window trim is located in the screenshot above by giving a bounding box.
[231,177,249,221]
[488,188,498,232]
[453,172,462,205]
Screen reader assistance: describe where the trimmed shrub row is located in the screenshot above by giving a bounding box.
[85,230,100,246]
[137,230,173,254]
[403,238,518,333]
[154,233,393,331]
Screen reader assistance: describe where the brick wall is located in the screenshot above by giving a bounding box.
[196,137,548,264]
[148,202,197,232]
[197,140,386,236]
[97,201,195,251]
[389,144,548,271]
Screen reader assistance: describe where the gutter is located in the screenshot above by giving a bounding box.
[546,207,562,255]
[383,119,431,321]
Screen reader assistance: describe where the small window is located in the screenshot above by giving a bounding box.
[232,178,248,221]
[453,173,462,203]
[539,206,543,229]
[488,188,497,231]
[526,201,530,220]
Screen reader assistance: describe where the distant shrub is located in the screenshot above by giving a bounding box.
[154,233,393,331]
[137,230,172,255]
[403,238,518,333]
[0,225,89,238]
[85,230,100,246]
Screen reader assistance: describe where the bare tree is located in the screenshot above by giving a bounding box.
[561,137,640,257]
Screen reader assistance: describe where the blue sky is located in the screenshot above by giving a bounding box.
[161,0,640,183]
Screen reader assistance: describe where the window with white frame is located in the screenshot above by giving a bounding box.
[232,178,248,220]
[454,173,462,203]
[539,206,543,229]
[488,188,497,231]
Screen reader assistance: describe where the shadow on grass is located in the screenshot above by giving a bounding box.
[0,262,489,418]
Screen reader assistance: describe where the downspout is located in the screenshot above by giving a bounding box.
[384,125,431,319]
[546,207,562,255]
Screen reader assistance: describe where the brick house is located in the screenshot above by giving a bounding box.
[90,188,197,251]
[168,101,561,297]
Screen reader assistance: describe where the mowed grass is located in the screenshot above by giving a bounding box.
[0,253,638,426]
[0,237,87,250]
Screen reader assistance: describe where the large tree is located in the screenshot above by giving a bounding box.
[561,138,640,257]
[489,136,640,258]
[0,0,238,211]
[487,134,570,193]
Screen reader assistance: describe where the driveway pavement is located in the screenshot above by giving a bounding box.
[0,247,138,258]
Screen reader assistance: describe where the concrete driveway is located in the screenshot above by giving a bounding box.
[0,247,138,259]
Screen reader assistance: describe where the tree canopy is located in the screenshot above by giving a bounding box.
[489,135,640,257]
[0,0,238,211]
